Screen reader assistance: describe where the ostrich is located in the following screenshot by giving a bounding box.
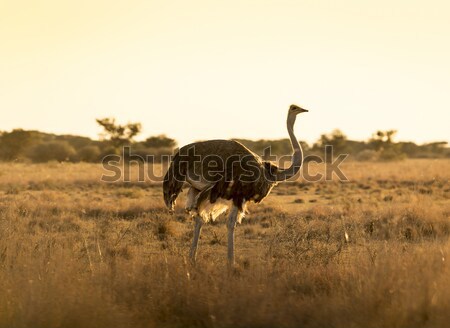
[163,104,308,264]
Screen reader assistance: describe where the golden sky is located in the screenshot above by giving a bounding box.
[1,0,449,146]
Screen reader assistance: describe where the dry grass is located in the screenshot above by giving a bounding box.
[0,159,449,328]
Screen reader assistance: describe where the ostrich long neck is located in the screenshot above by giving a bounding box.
[275,114,303,181]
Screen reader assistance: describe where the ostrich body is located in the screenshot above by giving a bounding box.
[163,104,308,264]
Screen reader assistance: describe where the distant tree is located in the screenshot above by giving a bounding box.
[416,141,449,158]
[143,135,176,149]
[314,129,347,150]
[96,118,142,149]
[377,130,397,143]
[313,129,348,161]
[398,142,421,157]
[369,130,397,150]
[369,130,406,161]
[0,129,33,160]
[422,141,448,153]
[29,141,76,163]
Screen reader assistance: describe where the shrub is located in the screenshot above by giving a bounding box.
[77,145,101,162]
[0,129,32,160]
[379,148,406,161]
[355,149,379,161]
[29,141,76,163]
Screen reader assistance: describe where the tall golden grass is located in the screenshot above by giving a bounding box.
[0,159,449,327]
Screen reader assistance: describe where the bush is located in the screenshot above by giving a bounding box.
[0,129,32,160]
[379,148,406,161]
[29,141,76,163]
[99,146,120,159]
[143,135,176,149]
[355,149,379,161]
[77,145,101,162]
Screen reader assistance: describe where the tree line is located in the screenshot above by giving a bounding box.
[238,129,448,161]
[0,119,448,163]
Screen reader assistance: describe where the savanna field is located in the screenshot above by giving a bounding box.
[0,159,449,328]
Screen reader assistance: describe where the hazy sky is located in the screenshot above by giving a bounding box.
[1,0,449,146]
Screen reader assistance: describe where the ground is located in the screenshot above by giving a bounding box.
[0,159,449,328]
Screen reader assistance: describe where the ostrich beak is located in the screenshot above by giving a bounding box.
[299,108,308,113]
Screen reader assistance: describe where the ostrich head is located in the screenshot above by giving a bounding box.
[286,104,308,126]
[289,104,308,114]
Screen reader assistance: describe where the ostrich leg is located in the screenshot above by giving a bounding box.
[227,205,239,265]
[189,215,203,262]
